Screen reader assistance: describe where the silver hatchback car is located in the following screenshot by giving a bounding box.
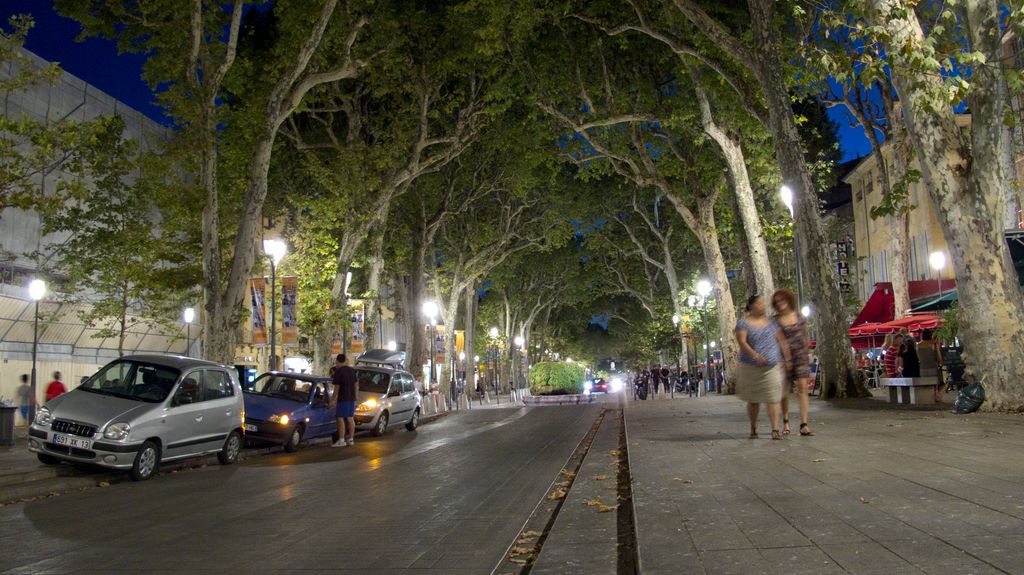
[28,354,245,481]
[352,366,422,436]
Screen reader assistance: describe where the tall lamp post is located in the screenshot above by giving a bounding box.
[696,279,713,396]
[28,279,46,424]
[489,327,500,402]
[183,307,195,358]
[422,301,439,391]
[263,239,287,371]
[930,251,947,305]
[780,185,804,306]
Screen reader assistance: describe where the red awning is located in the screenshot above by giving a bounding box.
[848,312,943,348]
[853,281,958,328]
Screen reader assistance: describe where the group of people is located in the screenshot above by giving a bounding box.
[15,371,67,425]
[882,329,945,403]
[733,289,815,440]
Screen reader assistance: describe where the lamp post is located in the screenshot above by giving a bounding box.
[696,279,713,396]
[263,239,287,371]
[489,327,500,403]
[930,251,947,305]
[183,307,195,358]
[781,185,804,306]
[28,279,45,424]
[422,301,439,391]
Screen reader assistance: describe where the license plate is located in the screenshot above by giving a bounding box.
[52,433,91,450]
[244,424,257,432]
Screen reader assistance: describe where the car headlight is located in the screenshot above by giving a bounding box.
[356,398,378,412]
[35,407,52,427]
[610,377,623,391]
[269,414,290,425]
[104,422,131,440]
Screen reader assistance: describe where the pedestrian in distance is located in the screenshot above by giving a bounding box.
[771,289,814,437]
[17,374,31,426]
[734,294,791,441]
[899,328,921,378]
[329,354,359,447]
[45,371,67,403]
[883,333,904,377]
[917,329,945,403]
[650,366,661,397]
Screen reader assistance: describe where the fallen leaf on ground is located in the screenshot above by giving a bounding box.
[608,450,621,457]
[509,546,533,556]
[598,504,619,513]
[97,481,110,488]
[584,498,605,507]
[683,480,693,484]
[593,474,608,481]
[560,470,576,479]
[812,458,826,463]
[672,477,682,481]
[859,496,871,504]
[547,488,568,500]
[522,530,542,538]
[510,558,528,565]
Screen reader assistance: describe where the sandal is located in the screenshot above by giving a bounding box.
[800,423,814,436]
[749,430,758,439]
[783,419,791,436]
[771,429,783,441]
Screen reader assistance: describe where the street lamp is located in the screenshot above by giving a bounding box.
[930,251,947,304]
[422,301,439,388]
[801,305,812,318]
[263,239,287,371]
[387,340,397,352]
[780,185,804,306]
[183,307,195,358]
[28,279,46,423]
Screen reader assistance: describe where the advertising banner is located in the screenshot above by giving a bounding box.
[331,332,343,355]
[455,330,465,358]
[433,325,446,364]
[250,278,267,345]
[281,276,298,345]
[349,302,365,355]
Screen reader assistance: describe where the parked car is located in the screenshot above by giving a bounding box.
[27,355,244,481]
[242,372,337,451]
[353,366,421,436]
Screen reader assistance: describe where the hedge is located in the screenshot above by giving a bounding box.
[529,361,586,396]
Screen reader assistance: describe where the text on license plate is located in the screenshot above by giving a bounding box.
[52,433,91,450]
[244,424,257,432]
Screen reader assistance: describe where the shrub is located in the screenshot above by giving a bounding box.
[529,361,586,396]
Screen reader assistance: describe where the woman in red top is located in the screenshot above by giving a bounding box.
[883,334,904,377]
[45,371,67,402]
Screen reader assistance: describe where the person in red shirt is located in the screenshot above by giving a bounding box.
[45,371,67,402]
[883,334,904,378]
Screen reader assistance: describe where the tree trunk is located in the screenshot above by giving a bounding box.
[464,279,477,397]
[694,199,739,393]
[407,240,427,383]
[363,220,388,351]
[748,0,866,398]
[864,0,1024,410]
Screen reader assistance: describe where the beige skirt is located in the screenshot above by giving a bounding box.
[736,362,783,404]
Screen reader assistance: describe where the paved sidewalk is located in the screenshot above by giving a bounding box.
[625,394,1024,574]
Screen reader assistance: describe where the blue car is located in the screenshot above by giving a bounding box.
[242,372,338,452]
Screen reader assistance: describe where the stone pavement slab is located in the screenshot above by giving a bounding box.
[625,394,1024,574]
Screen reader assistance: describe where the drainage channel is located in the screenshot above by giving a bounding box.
[492,406,638,575]
[492,409,608,575]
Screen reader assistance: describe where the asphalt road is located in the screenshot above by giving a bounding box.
[0,402,610,574]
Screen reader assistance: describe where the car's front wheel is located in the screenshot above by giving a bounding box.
[405,408,419,431]
[37,453,61,465]
[372,411,389,436]
[130,441,159,481]
[284,426,303,453]
[217,431,242,465]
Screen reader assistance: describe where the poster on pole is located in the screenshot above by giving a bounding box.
[250,278,268,345]
[281,276,298,345]
[433,325,446,364]
[348,302,365,355]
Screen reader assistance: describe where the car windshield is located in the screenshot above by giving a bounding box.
[78,360,180,403]
[356,370,391,394]
[248,375,313,403]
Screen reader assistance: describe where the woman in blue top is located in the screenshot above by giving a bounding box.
[734,294,792,440]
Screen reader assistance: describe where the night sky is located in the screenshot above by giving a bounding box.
[2,2,871,160]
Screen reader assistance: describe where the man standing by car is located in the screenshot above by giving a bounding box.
[330,354,358,447]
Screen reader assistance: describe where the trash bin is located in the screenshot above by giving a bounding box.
[0,405,17,446]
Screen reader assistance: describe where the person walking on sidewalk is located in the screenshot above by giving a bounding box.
[17,374,31,426]
[734,294,791,441]
[771,289,814,437]
[329,354,358,447]
[45,372,67,402]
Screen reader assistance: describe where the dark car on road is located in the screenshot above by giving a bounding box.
[584,377,610,395]
[242,372,338,451]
